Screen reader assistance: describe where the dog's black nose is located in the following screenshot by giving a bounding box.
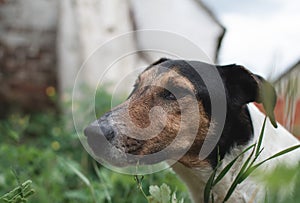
[99,122,115,141]
[83,119,113,159]
[84,118,115,142]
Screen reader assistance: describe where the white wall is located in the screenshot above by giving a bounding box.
[58,0,137,95]
[57,0,225,96]
[130,0,224,63]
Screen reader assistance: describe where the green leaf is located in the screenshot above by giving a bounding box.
[0,180,34,202]
[149,185,161,202]
[223,144,300,202]
[255,145,300,169]
[148,184,172,203]
[204,147,225,203]
[23,189,35,198]
[223,144,256,202]
[256,117,267,157]
[238,165,260,184]
[160,184,171,203]
[213,144,255,186]
[64,190,90,201]
[240,145,300,191]
[171,192,185,203]
[171,192,177,203]
[93,162,112,203]
[204,166,218,203]
[66,162,90,186]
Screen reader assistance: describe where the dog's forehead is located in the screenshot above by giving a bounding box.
[139,65,195,90]
[139,66,160,82]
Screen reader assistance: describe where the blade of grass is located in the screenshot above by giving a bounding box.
[23,189,35,198]
[66,162,91,186]
[213,144,255,186]
[0,180,34,202]
[253,144,300,169]
[134,175,149,202]
[204,148,222,203]
[237,164,261,184]
[224,145,300,202]
[239,145,300,183]
[251,147,264,165]
[204,168,218,203]
[92,161,112,203]
[11,168,24,199]
[223,143,256,202]
[66,161,98,203]
[255,117,267,157]
[223,116,268,202]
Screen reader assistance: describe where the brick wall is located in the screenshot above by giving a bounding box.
[255,98,300,138]
[0,0,58,115]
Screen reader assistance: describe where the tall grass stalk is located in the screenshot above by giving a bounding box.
[66,161,98,203]
[93,161,112,203]
[134,175,149,201]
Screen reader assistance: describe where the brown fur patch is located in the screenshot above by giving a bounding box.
[110,66,211,167]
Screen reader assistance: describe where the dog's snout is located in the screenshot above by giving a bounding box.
[84,116,115,142]
[84,118,115,160]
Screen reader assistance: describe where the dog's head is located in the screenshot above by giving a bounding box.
[84,58,277,168]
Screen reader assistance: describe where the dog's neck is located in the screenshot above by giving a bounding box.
[206,103,254,167]
[171,104,257,202]
[171,103,300,203]
[172,146,256,203]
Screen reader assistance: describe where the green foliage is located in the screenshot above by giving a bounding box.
[254,163,300,203]
[134,176,185,203]
[3,85,298,203]
[0,180,34,203]
[147,183,184,203]
[148,184,171,203]
[0,88,190,203]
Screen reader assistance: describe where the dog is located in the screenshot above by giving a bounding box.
[84,58,300,203]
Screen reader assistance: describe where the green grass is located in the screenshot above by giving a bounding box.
[1,86,300,203]
[0,88,190,203]
[0,179,34,203]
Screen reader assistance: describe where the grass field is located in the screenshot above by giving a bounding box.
[0,88,299,203]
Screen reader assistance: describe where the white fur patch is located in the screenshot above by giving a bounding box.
[171,104,300,203]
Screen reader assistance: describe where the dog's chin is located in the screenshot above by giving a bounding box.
[103,149,175,168]
[86,133,179,167]
[96,155,153,168]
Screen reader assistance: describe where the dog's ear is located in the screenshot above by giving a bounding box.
[143,58,170,72]
[150,58,169,66]
[218,65,277,128]
[254,74,277,128]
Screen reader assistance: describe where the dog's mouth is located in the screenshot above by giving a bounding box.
[122,137,144,155]
[84,124,170,167]
[84,125,126,167]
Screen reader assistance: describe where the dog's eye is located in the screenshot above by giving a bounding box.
[160,90,176,100]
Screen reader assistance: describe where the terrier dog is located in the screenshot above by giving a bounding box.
[84,58,300,202]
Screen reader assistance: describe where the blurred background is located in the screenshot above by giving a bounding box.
[0,0,299,202]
